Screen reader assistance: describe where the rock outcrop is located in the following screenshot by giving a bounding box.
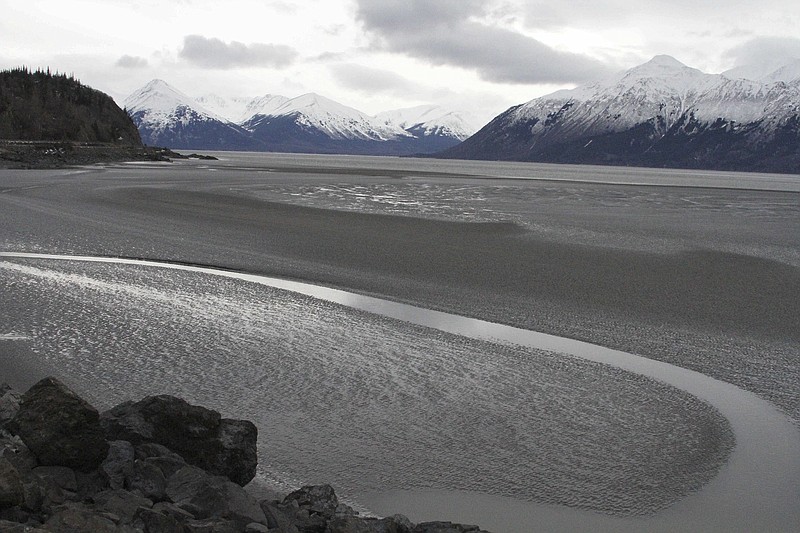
[0,378,491,532]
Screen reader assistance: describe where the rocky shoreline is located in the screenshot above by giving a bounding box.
[0,377,488,533]
[0,141,216,169]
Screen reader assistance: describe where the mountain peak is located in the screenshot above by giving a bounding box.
[644,55,688,69]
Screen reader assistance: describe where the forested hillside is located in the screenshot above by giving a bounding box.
[0,67,141,144]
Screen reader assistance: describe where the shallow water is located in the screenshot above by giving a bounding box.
[2,253,799,532]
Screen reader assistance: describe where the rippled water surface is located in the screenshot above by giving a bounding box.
[0,259,732,517]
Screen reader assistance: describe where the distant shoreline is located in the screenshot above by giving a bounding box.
[0,140,215,168]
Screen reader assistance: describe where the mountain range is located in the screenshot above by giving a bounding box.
[439,55,800,173]
[124,80,480,155]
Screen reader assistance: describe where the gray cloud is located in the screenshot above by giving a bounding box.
[115,54,148,68]
[179,35,298,69]
[724,37,800,67]
[355,0,610,84]
[330,63,420,95]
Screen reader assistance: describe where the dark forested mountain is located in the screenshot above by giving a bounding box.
[0,67,141,145]
[439,55,800,173]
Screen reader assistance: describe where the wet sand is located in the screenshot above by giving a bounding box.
[1,155,799,529]
[2,158,797,417]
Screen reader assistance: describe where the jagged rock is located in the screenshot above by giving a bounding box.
[182,517,240,532]
[0,518,48,531]
[284,484,339,520]
[412,522,489,533]
[326,515,415,533]
[0,458,24,509]
[101,395,257,485]
[0,388,21,428]
[135,443,188,480]
[44,501,139,532]
[92,488,153,524]
[102,440,135,490]
[165,465,266,528]
[245,522,271,532]
[9,378,108,472]
[133,506,183,533]
[0,432,37,473]
[31,466,77,493]
[152,500,196,522]
[127,459,167,502]
[75,468,111,501]
[260,500,299,533]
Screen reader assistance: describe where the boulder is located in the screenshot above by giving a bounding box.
[9,378,108,472]
[182,517,241,533]
[166,465,266,529]
[0,432,37,473]
[259,500,299,533]
[127,459,167,502]
[326,515,415,533]
[133,506,183,533]
[283,484,339,520]
[0,519,48,532]
[31,466,77,494]
[44,501,138,532]
[101,395,257,485]
[0,458,24,509]
[0,388,21,428]
[101,440,135,490]
[412,522,489,533]
[92,488,153,525]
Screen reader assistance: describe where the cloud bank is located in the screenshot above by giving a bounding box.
[115,55,148,69]
[179,35,298,69]
[355,0,610,84]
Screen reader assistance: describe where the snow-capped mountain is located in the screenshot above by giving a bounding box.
[376,105,480,141]
[242,93,410,143]
[124,80,259,150]
[440,55,800,173]
[194,94,254,123]
[124,82,483,155]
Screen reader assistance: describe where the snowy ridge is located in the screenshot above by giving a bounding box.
[124,80,235,135]
[239,94,290,123]
[259,93,410,141]
[376,105,481,141]
[195,94,255,123]
[511,55,800,138]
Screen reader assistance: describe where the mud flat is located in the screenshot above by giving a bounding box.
[1,154,799,531]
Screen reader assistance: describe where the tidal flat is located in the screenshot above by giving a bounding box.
[1,153,799,531]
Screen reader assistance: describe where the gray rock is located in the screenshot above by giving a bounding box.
[143,455,187,481]
[260,500,299,533]
[182,517,240,533]
[244,522,271,533]
[9,377,108,472]
[127,459,167,502]
[102,395,257,485]
[44,501,138,532]
[0,458,24,509]
[0,389,21,428]
[283,484,339,520]
[412,522,489,533]
[166,465,266,528]
[101,440,135,490]
[31,466,77,493]
[92,488,153,525]
[0,432,37,473]
[133,506,183,533]
[152,500,196,521]
[0,518,48,532]
[327,515,415,533]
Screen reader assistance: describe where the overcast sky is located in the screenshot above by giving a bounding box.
[3,0,800,122]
